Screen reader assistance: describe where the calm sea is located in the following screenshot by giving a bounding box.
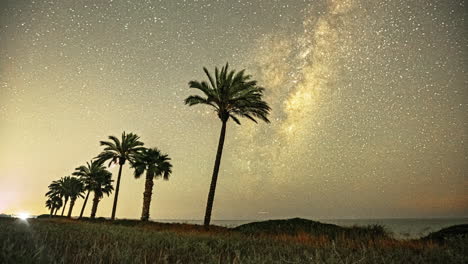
[156,218,468,239]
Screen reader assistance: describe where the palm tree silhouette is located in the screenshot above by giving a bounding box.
[89,168,113,219]
[73,160,112,219]
[45,195,62,217]
[96,132,144,220]
[46,177,68,216]
[132,147,172,221]
[185,63,270,226]
[64,176,85,218]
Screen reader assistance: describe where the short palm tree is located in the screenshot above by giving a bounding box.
[89,168,113,219]
[46,177,68,216]
[96,131,144,220]
[73,160,111,219]
[185,63,271,226]
[45,195,62,217]
[132,147,172,221]
[63,176,85,218]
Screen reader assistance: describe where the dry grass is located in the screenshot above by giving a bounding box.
[0,217,466,264]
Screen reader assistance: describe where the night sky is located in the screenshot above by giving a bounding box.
[0,0,466,219]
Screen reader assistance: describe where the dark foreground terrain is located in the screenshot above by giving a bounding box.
[0,217,466,263]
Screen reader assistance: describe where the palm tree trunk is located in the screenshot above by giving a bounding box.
[79,190,91,219]
[61,197,68,216]
[67,198,76,218]
[141,172,154,221]
[111,163,124,220]
[54,207,59,216]
[50,208,53,217]
[204,120,227,227]
[90,192,100,219]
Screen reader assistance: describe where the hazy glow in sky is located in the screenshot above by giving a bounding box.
[0,0,466,219]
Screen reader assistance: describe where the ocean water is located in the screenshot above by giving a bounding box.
[156,218,468,239]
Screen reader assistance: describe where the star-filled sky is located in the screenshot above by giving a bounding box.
[0,0,467,220]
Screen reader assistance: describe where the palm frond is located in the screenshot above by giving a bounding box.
[185,63,271,125]
[188,80,215,98]
[229,114,241,125]
[203,67,216,89]
[99,140,117,151]
[108,135,121,150]
[184,95,207,105]
[131,147,173,181]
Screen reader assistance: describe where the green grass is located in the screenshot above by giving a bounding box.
[0,217,466,264]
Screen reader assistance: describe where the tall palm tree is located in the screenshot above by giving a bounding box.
[64,177,85,218]
[89,168,113,219]
[46,177,68,216]
[185,63,271,227]
[132,147,172,221]
[45,195,62,217]
[73,160,109,219]
[96,131,144,220]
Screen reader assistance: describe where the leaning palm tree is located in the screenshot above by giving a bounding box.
[89,168,114,219]
[45,195,62,217]
[63,176,85,218]
[96,132,144,220]
[185,63,271,227]
[46,177,68,216]
[73,160,108,219]
[132,147,172,221]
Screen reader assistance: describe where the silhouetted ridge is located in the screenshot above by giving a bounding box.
[423,224,468,242]
[234,217,389,239]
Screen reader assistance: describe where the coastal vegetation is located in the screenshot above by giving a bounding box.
[43,132,172,221]
[95,132,145,220]
[41,64,269,224]
[45,176,84,217]
[1,217,466,263]
[9,64,463,263]
[72,160,114,219]
[184,63,271,226]
[131,148,173,221]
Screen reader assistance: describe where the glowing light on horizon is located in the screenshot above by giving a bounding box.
[17,212,30,220]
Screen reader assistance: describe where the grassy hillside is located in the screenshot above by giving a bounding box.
[0,217,466,263]
[234,217,389,239]
[422,224,468,242]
